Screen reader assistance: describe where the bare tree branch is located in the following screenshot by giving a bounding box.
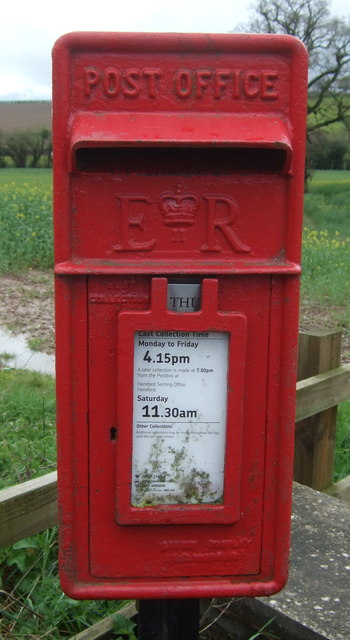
[236,0,350,136]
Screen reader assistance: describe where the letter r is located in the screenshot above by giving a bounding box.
[201,195,251,253]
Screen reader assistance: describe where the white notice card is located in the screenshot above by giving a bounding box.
[132,330,229,505]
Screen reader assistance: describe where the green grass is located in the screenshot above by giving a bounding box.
[0,530,135,639]
[305,170,350,236]
[302,170,350,327]
[0,368,135,638]
[301,228,350,321]
[0,369,56,488]
[309,169,350,185]
[334,401,350,482]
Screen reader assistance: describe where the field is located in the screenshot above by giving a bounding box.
[0,101,51,132]
[0,168,349,638]
[0,169,52,272]
[300,175,350,325]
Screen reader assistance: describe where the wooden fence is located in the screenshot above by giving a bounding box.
[1,328,349,638]
[295,328,350,497]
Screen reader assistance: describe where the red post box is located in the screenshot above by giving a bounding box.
[52,32,308,599]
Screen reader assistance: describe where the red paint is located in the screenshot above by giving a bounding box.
[52,32,308,599]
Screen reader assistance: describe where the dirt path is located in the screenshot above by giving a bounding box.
[0,271,55,354]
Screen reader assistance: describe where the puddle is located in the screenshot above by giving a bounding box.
[0,327,55,376]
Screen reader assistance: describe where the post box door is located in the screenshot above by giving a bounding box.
[87,274,271,579]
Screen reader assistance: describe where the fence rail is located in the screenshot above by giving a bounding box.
[294,328,348,491]
[0,471,57,548]
[295,365,350,421]
[1,330,349,551]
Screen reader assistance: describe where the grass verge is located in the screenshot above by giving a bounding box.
[301,170,350,330]
[0,529,133,639]
[334,401,350,482]
[0,369,134,638]
[0,369,56,488]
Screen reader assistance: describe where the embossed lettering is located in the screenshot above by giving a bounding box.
[103,68,121,96]
[83,67,162,99]
[83,66,279,101]
[261,71,279,99]
[113,195,156,251]
[196,70,212,98]
[173,69,279,101]
[232,70,240,98]
[174,70,192,98]
[143,68,162,98]
[112,192,251,253]
[84,68,99,95]
[201,195,251,253]
[214,69,231,98]
[123,68,141,97]
[243,72,260,98]
[171,229,185,243]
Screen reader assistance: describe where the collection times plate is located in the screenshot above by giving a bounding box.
[132,330,229,505]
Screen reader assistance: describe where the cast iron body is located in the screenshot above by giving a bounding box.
[52,32,308,599]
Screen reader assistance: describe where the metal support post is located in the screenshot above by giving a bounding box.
[138,599,200,640]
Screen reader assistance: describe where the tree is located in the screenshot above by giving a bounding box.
[307,130,350,168]
[238,0,350,135]
[0,130,7,168]
[3,131,29,168]
[1,129,52,168]
[25,129,52,168]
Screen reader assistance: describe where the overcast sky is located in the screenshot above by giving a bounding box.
[0,0,348,101]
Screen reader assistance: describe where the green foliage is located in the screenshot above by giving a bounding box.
[112,613,137,639]
[27,336,46,351]
[0,169,52,272]
[307,130,350,171]
[0,167,52,187]
[243,1,350,130]
[0,368,135,638]
[0,529,130,639]
[247,617,279,639]
[334,401,350,481]
[301,228,350,315]
[241,1,350,171]
[302,171,350,327]
[0,369,56,487]
[0,128,52,168]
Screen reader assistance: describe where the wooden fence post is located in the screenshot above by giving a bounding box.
[294,329,342,490]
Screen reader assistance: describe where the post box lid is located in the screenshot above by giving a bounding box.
[70,111,292,171]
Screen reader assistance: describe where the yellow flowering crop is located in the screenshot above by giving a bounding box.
[0,176,53,272]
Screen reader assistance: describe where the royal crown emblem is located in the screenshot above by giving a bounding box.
[159,182,199,227]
